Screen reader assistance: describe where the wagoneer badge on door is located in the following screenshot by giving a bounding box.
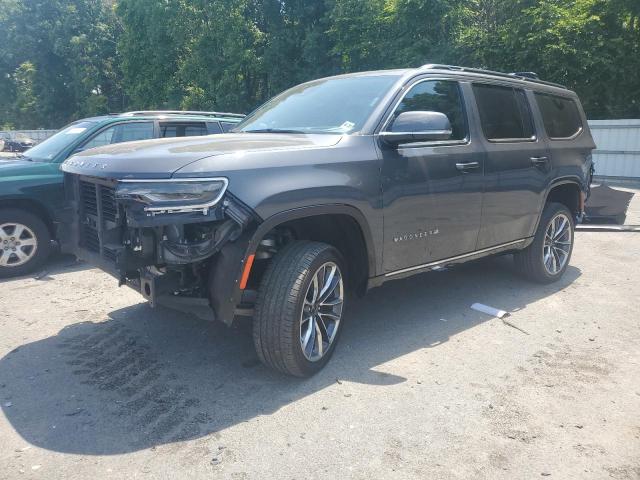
[393,228,439,243]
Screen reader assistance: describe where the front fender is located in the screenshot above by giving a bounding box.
[210,204,377,326]
[0,172,64,228]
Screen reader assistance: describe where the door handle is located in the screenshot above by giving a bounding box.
[530,156,549,166]
[456,161,480,173]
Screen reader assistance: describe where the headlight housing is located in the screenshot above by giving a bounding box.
[116,178,228,214]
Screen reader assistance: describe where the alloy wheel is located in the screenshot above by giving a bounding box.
[542,213,572,275]
[0,222,38,267]
[300,261,344,362]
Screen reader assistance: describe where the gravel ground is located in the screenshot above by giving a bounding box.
[1,200,639,479]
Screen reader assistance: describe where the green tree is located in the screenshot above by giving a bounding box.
[449,0,640,118]
[2,0,640,126]
[507,0,640,118]
[0,0,121,128]
[13,62,38,127]
[116,0,188,109]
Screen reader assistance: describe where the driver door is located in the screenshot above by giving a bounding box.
[380,79,485,273]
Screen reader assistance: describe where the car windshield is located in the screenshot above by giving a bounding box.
[23,121,96,162]
[236,74,401,134]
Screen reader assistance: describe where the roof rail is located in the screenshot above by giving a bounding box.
[419,64,566,89]
[510,71,539,80]
[119,110,246,119]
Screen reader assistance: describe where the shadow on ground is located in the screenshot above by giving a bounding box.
[0,256,580,455]
[0,253,89,284]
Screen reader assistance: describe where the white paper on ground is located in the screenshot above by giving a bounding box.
[470,303,509,318]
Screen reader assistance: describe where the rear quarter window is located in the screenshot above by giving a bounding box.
[534,93,582,139]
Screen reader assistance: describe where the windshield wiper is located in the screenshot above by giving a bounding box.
[242,128,307,134]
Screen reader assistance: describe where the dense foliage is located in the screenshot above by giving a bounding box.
[1,0,638,128]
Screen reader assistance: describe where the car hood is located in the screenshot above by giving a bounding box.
[0,158,56,179]
[60,133,343,179]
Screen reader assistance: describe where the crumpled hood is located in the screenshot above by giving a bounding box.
[60,133,343,180]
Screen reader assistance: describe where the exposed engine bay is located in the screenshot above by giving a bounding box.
[63,175,261,324]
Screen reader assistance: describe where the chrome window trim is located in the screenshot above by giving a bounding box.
[472,82,539,143]
[533,92,584,141]
[548,126,584,141]
[397,139,469,149]
[486,136,538,144]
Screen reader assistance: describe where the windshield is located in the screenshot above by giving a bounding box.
[24,121,96,162]
[236,74,401,134]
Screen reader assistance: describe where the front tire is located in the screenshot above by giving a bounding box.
[514,202,575,284]
[0,208,51,278]
[253,241,346,377]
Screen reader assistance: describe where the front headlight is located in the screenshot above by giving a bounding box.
[116,178,228,214]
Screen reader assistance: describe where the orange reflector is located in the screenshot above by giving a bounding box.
[239,254,255,290]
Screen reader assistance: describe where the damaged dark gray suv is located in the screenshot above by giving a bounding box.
[61,64,595,376]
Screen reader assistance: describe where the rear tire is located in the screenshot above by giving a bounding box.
[253,241,346,377]
[0,208,51,278]
[514,202,575,284]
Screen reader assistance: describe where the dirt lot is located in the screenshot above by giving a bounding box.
[1,205,639,479]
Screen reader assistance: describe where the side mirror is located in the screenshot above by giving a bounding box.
[380,111,452,145]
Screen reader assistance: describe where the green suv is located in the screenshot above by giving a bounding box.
[0,111,244,277]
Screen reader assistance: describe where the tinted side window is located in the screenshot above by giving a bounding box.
[159,122,208,138]
[534,93,582,138]
[473,84,534,141]
[118,122,155,142]
[160,124,179,138]
[81,122,154,150]
[220,122,236,132]
[393,80,467,140]
[184,124,208,136]
[82,127,115,150]
[207,122,222,134]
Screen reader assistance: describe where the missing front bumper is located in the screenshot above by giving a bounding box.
[64,174,259,325]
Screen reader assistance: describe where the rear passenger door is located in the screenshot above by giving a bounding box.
[471,83,551,249]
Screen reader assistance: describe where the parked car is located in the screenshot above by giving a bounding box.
[60,65,595,376]
[1,134,35,152]
[0,111,244,277]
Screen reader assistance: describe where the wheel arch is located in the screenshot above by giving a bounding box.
[209,204,376,326]
[249,205,376,274]
[530,178,584,237]
[544,178,583,216]
[0,198,55,237]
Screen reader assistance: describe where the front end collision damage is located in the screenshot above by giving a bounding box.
[120,192,257,322]
[64,173,260,324]
[141,203,379,326]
